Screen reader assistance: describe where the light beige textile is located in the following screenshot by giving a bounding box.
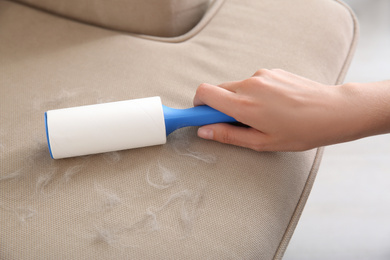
[11,0,210,37]
[0,0,358,259]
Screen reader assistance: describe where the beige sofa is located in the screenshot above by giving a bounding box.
[0,0,358,259]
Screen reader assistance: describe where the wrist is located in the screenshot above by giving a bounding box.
[338,81,390,139]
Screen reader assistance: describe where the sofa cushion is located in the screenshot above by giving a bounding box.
[0,0,358,259]
[11,0,210,37]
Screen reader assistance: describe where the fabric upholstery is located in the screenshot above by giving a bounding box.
[11,0,210,37]
[0,0,358,259]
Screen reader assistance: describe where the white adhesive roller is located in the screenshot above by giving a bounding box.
[45,96,237,159]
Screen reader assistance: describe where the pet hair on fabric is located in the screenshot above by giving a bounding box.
[93,225,121,246]
[14,207,37,223]
[0,205,37,223]
[35,168,58,194]
[94,188,205,243]
[102,151,122,164]
[95,184,121,211]
[177,149,217,164]
[143,189,203,235]
[169,129,217,164]
[33,89,80,112]
[63,164,86,183]
[0,169,24,182]
[146,162,177,190]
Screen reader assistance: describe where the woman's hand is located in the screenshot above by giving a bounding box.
[193,69,390,151]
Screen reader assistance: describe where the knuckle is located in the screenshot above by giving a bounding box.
[217,129,236,145]
[251,139,267,152]
[252,145,264,152]
[195,83,210,99]
[247,74,267,87]
[254,76,268,86]
[270,68,284,73]
[240,77,268,96]
[244,76,260,85]
[250,133,271,152]
[253,68,269,77]
[196,83,209,94]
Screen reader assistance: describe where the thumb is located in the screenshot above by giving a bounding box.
[197,123,268,151]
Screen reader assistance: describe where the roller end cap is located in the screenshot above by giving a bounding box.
[45,112,54,159]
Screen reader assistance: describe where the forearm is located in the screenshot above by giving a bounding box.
[343,80,390,139]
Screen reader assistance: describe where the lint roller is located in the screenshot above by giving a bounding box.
[45,96,237,159]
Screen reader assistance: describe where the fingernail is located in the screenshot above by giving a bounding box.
[198,127,213,140]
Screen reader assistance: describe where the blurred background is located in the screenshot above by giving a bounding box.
[284,0,390,259]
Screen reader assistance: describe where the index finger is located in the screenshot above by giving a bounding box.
[193,83,238,118]
[193,80,240,107]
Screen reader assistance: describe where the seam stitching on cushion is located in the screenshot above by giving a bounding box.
[272,147,324,260]
[273,1,360,258]
[135,0,226,43]
[7,0,226,43]
[333,0,360,85]
[5,0,110,31]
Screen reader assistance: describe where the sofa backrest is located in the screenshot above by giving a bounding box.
[12,0,211,37]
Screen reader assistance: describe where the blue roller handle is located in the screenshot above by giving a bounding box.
[162,105,237,136]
